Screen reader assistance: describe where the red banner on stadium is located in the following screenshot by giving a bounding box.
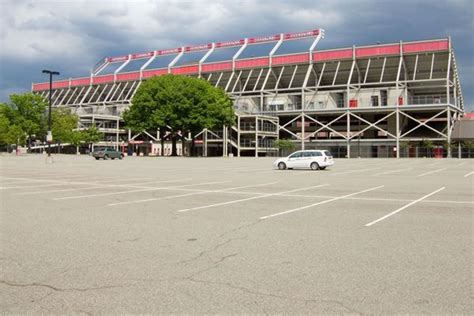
[215,39,245,48]
[284,29,320,40]
[248,34,281,44]
[185,43,213,52]
[131,52,154,59]
[108,55,128,63]
[156,47,182,55]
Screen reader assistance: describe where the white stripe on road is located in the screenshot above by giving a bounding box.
[177,184,329,213]
[0,183,72,190]
[330,168,380,176]
[373,168,411,176]
[365,187,446,227]
[260,185,384,220]
[416,168,447,177]
[13,178,192,195]
[108,182,278,206]
[463,171,474,178]
[53,181,230,200]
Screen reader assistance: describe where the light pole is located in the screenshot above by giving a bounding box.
[42,70,60,157]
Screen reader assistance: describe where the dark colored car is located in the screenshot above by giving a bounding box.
[92,148,123,160]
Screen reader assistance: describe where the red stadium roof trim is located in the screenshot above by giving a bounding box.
[32,35,451,92]
[108,55,129,63]
[131,52,154,60]
[185,43,213,52]
[215,39,245,48]
[156,47,182,55]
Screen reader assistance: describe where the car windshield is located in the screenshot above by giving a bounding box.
[289,152,302,159]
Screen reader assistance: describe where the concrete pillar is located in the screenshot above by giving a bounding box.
[447,107,452,158]
[346,111,351,158]
[301,114,305,150]
[396,108,400,158]
[237,116,241,157]
[255,117,258,157]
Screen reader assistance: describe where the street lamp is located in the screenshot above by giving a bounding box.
[42,69,60,157]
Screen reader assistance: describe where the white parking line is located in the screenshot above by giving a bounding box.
[53,181,230,200]
[108,182,278,206]
[0,183,73,190]
[373,168,412,176]
[14,178,192,195]
[416,168,447,177]
[364,187,446,227]
[177,184,329,213]
[260,185,384,220]
[463,171,474,178]
[330,168,380,176]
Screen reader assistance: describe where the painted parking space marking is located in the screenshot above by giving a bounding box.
[373,168,412,176]
[260,185,384,220]
[463,171,474,178]
[417,168,447,177]
[364,187,446,227]
[53,181,230,200]
[12,178,193,195]
[330,168,380,176]
[177,184,329,213]
[108,182,278,206]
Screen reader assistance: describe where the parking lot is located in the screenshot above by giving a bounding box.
[1,154,473,314]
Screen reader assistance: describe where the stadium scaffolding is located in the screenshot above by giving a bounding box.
[32,28,464,157]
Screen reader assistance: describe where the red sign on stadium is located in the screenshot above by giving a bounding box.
[131,52,154,59]
[108,55,129,63]
[215,39,245,48]
[185,43,213,52]
[284,29,320,40]
[157,48,182,55]
[248,34,281,44]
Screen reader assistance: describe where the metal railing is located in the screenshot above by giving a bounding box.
[409,95,447,105]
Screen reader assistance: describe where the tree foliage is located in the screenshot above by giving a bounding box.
[123,75,235,155]
[0,93,97,149]
[273,139,296,156]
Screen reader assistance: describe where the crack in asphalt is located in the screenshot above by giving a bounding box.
[184,277,361,314]
[0,280,125,293]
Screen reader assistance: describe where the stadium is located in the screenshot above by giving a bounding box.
[31,28,465,158]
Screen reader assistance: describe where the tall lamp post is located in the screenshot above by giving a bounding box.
[42,70,60,157]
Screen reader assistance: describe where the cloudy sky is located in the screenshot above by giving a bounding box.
[1,0,473,110]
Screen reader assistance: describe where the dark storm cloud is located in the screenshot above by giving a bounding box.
[0,0,472,110]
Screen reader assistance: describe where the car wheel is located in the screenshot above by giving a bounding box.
[278,162,287,170]
[310,162,319,170]
[320,167,326,170]
[104,155,109,160]
[111,157,115,160]
[95,157,99,160]
[119,155,123,160]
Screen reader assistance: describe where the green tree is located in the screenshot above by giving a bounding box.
[51,108,79,144]
[6,93,48,142]
[420,139,435,157]
[274,139,296,156]
[123,75,235,156]
[464,140,474,158]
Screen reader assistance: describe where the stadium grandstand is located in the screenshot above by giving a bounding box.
[32,28,465,158]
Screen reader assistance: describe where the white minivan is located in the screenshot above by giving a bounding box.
[273,150,334,170]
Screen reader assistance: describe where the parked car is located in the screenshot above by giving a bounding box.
[92,147,123,160]
[273,150,334,170]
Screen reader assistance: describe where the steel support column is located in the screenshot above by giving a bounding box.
[237,116,241,157]
[346,110,350,158]
[396,108,400,158]
[301,113,305,150]
[447,107,451,158]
